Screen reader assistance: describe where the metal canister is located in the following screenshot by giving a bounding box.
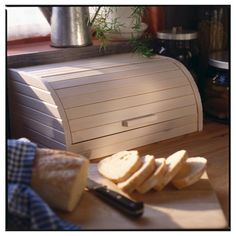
[50,7,92,47]
[204,51,229,121]
[156,27,199,83]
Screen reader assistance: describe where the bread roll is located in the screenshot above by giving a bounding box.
[172,157,207,189]
[154,150,188,191]
[97,150,142,183]
[117,155,156,194]
[136,158,167,194]
[31,148,89,212]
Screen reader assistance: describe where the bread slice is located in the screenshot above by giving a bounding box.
[154,150,188,191]
[31,148,89,212]
[117,155,156,194]
[136,158,167,194]
[172,157,207,189]
[97,150,142,183]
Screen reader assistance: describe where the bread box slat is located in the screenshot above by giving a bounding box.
[50,61,176,90]
[13,92,60,118]
[66,85,193,119]
[71,114,198,151]
[69,95,196,142]
[14,104,64,131]
[24,127,66,149]
[8,53,203,159]
[70,123,198,158]
[57,73,187,108]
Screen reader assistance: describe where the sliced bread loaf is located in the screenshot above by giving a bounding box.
[31,148,89,212]
[117,155,156,194]
[136,158,167,194]
[154,150,188,191]
[97,150,142,183]
[172,157,207,189]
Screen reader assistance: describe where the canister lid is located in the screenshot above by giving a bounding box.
[208,51,229,70]
[157,27,198,40]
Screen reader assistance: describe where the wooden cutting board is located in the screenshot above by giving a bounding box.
[57,164,227,230]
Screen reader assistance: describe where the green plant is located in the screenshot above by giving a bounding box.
[92,6,154,57]
[129,34,154,57]
[92,7,124,50]
[129,6,145,31]
[129,6,154,57]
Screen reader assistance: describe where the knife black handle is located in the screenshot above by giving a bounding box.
[93,186,144,217]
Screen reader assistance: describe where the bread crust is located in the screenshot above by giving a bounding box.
[31,148,89,212]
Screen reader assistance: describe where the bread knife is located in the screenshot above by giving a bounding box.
[87,178,144,217]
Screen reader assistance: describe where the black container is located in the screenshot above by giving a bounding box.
[204,51,229,121]
[156,27,199,82]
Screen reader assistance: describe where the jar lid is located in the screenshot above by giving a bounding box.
[208,51,229,70]
[157,27,198,40]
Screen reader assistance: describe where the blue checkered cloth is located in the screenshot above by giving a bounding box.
[7,138,80,230]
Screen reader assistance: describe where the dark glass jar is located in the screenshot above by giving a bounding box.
[204,51,229,121]
[156,28,199,83]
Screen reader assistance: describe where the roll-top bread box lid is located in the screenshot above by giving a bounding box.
[8,53,203,159]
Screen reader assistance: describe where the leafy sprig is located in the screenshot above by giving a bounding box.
[129,35,154,57]
[93,6,154,57]
[92,7,124,50]
[129,6,154,57]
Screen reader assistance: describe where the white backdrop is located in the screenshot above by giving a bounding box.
[7,7,50,41]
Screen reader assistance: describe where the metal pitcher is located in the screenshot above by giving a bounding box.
[39,6,99,47]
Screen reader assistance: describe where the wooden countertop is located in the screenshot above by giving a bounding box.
[135,118,230,223]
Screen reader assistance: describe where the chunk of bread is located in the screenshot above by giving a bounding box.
[154,150,188,191]
[172,157,207,189]
[117,155,156,194]
[31,148,89,212]
[97,150,142,183]
[136,158,167,194]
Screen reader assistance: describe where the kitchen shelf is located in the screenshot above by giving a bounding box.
[7,39,132,68]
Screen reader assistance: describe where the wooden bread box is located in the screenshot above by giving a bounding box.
[8,53,203,159]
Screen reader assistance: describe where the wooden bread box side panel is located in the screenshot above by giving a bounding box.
[24,128,66,149]
[12,112,65,143]
[10,80,55,104]
[12,104,64,131]
[12,92,60,118]
[7,69,67,146]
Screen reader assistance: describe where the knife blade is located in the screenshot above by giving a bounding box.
[86,178,144,217]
